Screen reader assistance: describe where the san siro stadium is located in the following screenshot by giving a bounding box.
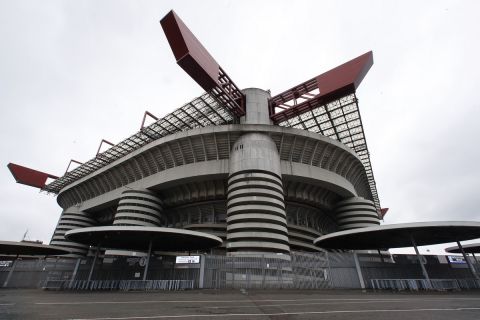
[7,11,387,289]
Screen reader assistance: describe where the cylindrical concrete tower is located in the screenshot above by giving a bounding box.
[226,88,289,254]
[334,197,380,230]
[113,189,164,226]
[50,208,96,257]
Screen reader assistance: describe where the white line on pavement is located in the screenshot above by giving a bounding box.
[35,296,480,305]
[205,299,431,309]
[67,307,480,320]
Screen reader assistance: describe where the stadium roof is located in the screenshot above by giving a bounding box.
[43,93,233,194]
[9,87,380,209]
[8,10,381,210]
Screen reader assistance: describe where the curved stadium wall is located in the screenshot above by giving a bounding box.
[49,89,380,257]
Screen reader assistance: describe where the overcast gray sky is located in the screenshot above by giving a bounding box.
[1,0,479,255]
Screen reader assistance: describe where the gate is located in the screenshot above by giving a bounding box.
[203,251,330,289]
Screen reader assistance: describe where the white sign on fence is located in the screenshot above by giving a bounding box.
[447,255,466,264]
[175,256,200,264]
[0,261,12,267]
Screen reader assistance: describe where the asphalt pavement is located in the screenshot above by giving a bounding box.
[1,289,480,319]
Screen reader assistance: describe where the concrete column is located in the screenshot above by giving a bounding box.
[198,254,205,289]
[2,258,18,288]
[456,241,479,280]
[114,189,164,227]
[142,240,153,281]
[353,252,366,290]
[377,249,385,263]
[69,258,82,287]
[50,208,96,257]
[87,247,100,282]
[410,234,431,287]
[240,88,272,125]
[472,253,479,265]
[334,197,380,231]
[227,88,289,255]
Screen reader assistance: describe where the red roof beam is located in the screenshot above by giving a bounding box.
[7,163,58,189]
[160,10,245,117]
[270,51,373,121]
[64,159,83,175]
[96,139,115,156]
[160,10,219,92]
[140,111,159,130]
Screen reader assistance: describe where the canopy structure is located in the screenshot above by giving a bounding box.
[0,240,71,257]
[0,240,71,288]
[445,243,480,254]
[65,226,222,252]
[314,222,480,250]
[445,242,480,269]
[314,221,480,286]
[65,226,222,282]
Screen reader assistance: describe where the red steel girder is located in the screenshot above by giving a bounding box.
[160,10,245,117]
[270,51,373,122]
[7,163,58,189]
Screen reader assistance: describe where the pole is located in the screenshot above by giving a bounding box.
[142,240,153,281]
[3,256,18,288]
[410,234,431,287]
[87,246,100,282]
[199,254,205,289]
[69,258,82,288]
[353,252,366,291]
[456,241,479,280]
[377,249,385,263]
[472,252,479,265]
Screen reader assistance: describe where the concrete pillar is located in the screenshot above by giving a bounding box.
[2,258,18,288]
[87,247,100,282]
[353,252,366,290]
[240,88,272,125]
[334,197,380,231]
[410,234,431,288]
[113,189,164,226]
[456,241,479,280]
[142,240,153,281]
[69,258,82,288]
[199,254,205,289]
[226,88,289,255]
[50,208,96,257]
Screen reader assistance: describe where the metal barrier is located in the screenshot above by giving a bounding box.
[118,280,194,291]
[42,279,194,291]
[371,278,480,291]
[203,252,329,289]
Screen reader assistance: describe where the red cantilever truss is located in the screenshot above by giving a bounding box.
[7,163,58,189]
[160,10,245,118]
[269,51,373,122]
[268,51,380,210]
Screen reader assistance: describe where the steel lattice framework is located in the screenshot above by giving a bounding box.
[275,92,379,209]
[43,93,233,194]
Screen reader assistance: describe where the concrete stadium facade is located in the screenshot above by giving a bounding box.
[50,88,380,257]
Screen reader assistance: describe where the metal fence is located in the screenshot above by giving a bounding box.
[371,278,480,291]
[1,252,478,291]
[202,251,329,289]
[0,258,76,288]
[42,279,195,291]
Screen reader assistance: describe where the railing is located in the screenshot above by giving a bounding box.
[371,278,480,291]
[42,279,194,291]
